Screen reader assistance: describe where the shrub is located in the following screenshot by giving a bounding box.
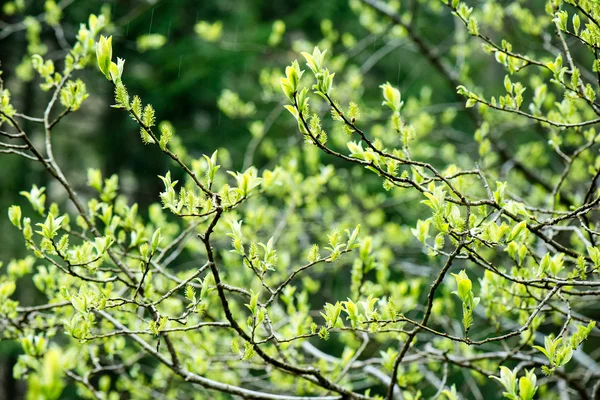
[1,0,600,399]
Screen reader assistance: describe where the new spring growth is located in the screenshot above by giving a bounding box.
[301,47,334,97]
[8,205,22,230]
[380,82,403,113]
[96,35,125,83]
[96,35,112,79]
[451,270,480,335]
[301,46,327,74]
[533,321,595,377]
[490,367,538,400]
[280,60,304,101]
[281,59,310,135]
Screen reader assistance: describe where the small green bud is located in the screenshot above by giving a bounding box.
[380,82,403,113]
[96,35,113,80]
[8,205,22,229]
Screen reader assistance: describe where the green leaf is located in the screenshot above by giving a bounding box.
[96,35,113,80]
[8,205,22,229]
[490,366,518,399]
[518,370,537,400]
[573,14,580,35]
[507,221,528,242]
[151,228,162,254]
[587,246,600,267]
[380,82,403,113]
